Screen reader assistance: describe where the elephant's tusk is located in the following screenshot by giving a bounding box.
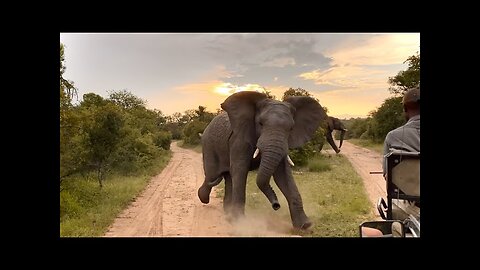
[253,148,260,158]
[287,155,295,166]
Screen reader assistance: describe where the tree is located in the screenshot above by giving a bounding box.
[388,52,420,95]
[367,97,405,142]
[81,102,124,187]
[261,87,276,100]
[60,43,82,185]
[182,109,197,124]
[108,89,146,110]
[195,106,215,123]
[81,93,108,108]
[60,43,77,102]
[282,87,319,102]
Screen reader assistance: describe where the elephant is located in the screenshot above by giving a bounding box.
[324,116,347,154]
[197,91,328,230]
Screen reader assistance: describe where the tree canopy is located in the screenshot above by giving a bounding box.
[388,52,420,95]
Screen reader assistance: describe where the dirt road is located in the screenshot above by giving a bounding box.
[105,141,232,237]
[105,140,385,237]
[104,141,294,237]
[334,140,386,219]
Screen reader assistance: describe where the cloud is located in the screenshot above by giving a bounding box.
[327,33,420,66]
[261,57,296,67]
[297,33,419,97]
[299,65,390,89]
[174,80,225,93]
[205,34,332,86]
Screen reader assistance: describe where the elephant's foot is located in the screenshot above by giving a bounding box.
[272,200,281,210]
[290,220,313,235]
[300,220,313,230]
[225,204,245,222]
[198,185,212,204]
[224,212,235,223]
[292,215,313,231]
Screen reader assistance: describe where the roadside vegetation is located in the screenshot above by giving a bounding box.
[60,43,173,236]
[60,154,170,236]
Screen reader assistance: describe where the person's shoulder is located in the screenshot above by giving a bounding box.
[386,125,405,138]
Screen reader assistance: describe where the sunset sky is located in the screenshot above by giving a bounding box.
[60,33,420,118]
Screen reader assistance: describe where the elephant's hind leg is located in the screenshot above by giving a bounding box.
[198,175,223,204]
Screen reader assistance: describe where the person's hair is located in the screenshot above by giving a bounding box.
[402,87,420,113]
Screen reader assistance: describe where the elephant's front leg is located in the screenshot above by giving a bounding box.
[223,172,233,213]
[227,155,252,220]
[273,159,312,230]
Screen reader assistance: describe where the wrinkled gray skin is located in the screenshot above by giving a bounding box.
[197,91,327,230]
[325,116,347,154]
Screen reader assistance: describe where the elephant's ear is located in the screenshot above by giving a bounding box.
[221,91,267,138]
[285,96,327,149]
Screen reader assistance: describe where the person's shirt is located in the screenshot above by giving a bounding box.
[382,114,420,174]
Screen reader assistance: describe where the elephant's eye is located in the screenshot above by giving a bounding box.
[259,122,263,126]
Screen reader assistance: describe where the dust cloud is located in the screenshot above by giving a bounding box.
[229,211,301,237]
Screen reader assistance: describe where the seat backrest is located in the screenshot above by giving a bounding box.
[386,150,420,196]
[392,158,420,196]
[385,150,420,220]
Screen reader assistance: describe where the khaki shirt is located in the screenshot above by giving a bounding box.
[382,114,420,174]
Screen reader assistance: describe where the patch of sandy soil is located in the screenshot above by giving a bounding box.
[104,141,296,237]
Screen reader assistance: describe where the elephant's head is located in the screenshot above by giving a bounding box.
[327,116,347,148]
[221,91,327,209]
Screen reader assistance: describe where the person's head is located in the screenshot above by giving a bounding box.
[402,87,420,120]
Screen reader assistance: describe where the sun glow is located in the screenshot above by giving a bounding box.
[214,83,264,96]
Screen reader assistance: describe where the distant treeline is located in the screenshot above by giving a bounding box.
[334,97,405,143]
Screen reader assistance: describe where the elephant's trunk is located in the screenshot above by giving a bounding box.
[339,129,346,148]
[255,147,285,211]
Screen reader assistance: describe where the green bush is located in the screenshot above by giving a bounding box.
[108,128,166,175]
[289,147,312,167]
[153,130,172,150]
[183,119,208,145]
[289,127,325,166]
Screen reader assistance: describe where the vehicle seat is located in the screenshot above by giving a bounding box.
[377,150,420,220]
